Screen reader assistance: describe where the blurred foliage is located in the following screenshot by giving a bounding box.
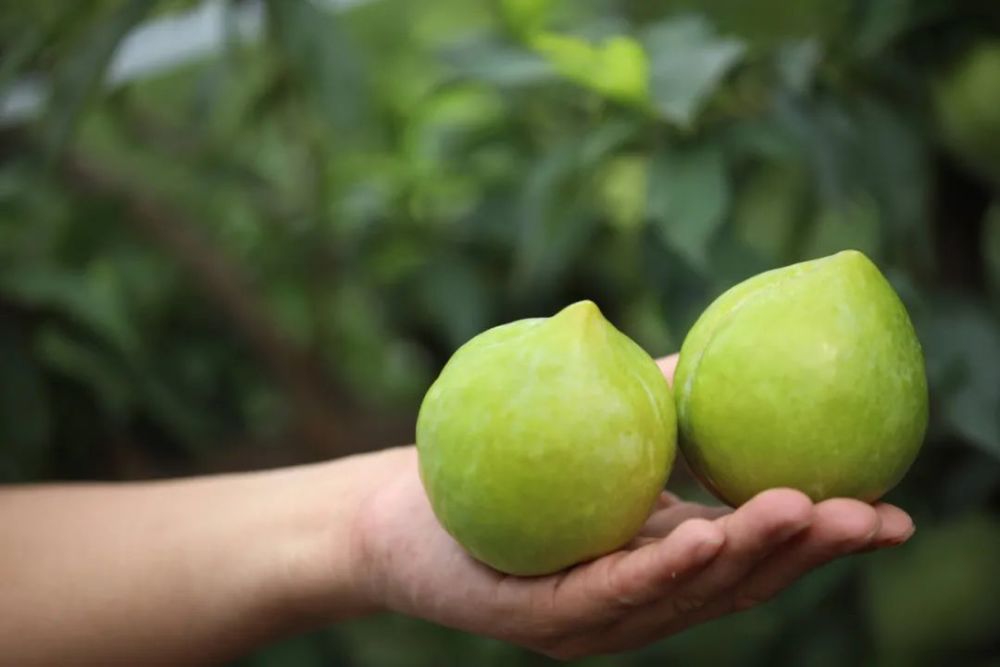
[2,0,1000,664]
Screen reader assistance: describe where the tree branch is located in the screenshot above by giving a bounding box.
[60,152,347,459]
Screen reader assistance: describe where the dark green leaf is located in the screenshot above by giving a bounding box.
[0,27,44,95]
[411,258,494,349]
[643,16,745,127]
[648,142,730,268]
[443,40,556,87]
[511,125,634,300]
[984,203,1000,303]
[266,0,370,136]
[802,195,882,260]
[775,38,822,94]
[0,264,139,359]
[35,326,132,421]
[42,0,155,154]
[921,300,1000,459]
[0,321,51,478]
[731,161,809,263]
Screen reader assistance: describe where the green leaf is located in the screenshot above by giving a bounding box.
[42,0,155,154]
[851,98,931,258]
[983,202,1000,303]
[775,38,822,94]
[411,258,494,349]
[921,300,1000,459]
[596,154,648,232]
[0,264,139,360]
[648,142,730,268]
[621,291,676,355]
[530,32,648,104]
[512,125,635,299]
[0,321,51,479]
[443,39,556,87]
[500,0,555,37]
[266,0,370,135]
[732,161,809,263]
[802,194,882,260]
[0,27,44,95]
[643,16,746,128]
[35,326,132,421]
[853,0,915,57]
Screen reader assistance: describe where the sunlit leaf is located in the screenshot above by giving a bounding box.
[531,31,648,105]
[500,0,555,37]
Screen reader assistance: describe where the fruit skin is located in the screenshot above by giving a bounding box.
[416,300,676,576]
[674,250,928,506]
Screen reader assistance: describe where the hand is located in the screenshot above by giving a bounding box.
[353,355,915,660]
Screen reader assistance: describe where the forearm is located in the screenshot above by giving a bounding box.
[0,447,398,665]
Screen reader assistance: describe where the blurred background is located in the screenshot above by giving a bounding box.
[2,0,1000,664]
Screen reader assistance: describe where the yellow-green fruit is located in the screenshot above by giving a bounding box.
[417,301,676,576]
[674,250,928,506]
[934,41,1000,185]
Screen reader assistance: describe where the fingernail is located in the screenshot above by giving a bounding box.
[874,524,916,549]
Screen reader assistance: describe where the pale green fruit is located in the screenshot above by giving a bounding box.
[674,250,928,506]
[417,300,676,576]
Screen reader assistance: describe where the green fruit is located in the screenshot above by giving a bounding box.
[934,41,1000,185]
[417,300,676,576]
[674,250,928,505]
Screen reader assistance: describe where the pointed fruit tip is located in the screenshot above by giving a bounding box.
[556,300,604,325]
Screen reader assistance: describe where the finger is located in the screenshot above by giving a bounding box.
[554,518,726,623]
[866,503,915,549]
[718,498,882,612]
[639,502,732,539]
[656,354,679,387]
[678,488,813,597]
[562,489,813,655]
[655,490,682,509]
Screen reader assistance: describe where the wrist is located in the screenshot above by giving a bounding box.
[256,447,411,631]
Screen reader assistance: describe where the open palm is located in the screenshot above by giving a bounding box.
[354,356,914,660]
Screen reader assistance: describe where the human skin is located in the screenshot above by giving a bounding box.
[0,355,915,665]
